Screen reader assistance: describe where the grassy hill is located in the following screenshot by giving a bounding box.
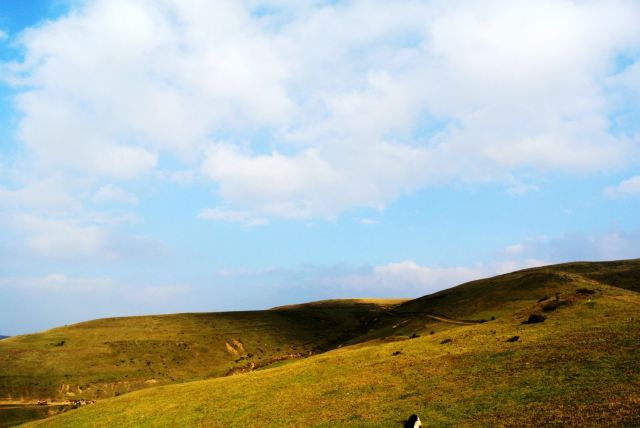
[345,259,640,343]
[0,299,405,403]
[397,259,640,318]
[4,259,640,426]
[22,259,640,427]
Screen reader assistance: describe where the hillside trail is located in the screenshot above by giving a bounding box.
[387,311,483,325]
[422,313,483,325]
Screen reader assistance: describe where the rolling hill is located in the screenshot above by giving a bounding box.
[0,299,405,403]
[3,259,640,427]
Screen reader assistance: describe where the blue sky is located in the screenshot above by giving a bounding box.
[1,0,640,335]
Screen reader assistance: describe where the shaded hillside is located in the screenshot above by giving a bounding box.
[335,260,640,344]
[25,268,640,427]
[557,259,640,292]
[395,259,640,321]
[0,300,403,402]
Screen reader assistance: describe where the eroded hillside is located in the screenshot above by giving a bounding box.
[0,299,404,401]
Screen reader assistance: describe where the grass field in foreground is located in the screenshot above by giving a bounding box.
[23,261,640,427]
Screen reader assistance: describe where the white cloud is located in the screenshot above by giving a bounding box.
[6,212,164,261]
[348,261,486,294]
[0,273,191,334]
[169,169,198,185]
[502,231,640,262]
[503,243,525,256]
[0,176,81,212]
[202,145,340,218]
[0,30,7,41]
[0,273,188,300]
[198,207,268,226]
[218,258,549,300]
[201,141,428,219]
[93,184,138,205]
[4,0,640,218]
[11,213,109,259]
[0,273,113,292]
[334,258,547,295]
[0,174,157,261]
[6,0,290,178]
[604,175,640,198]
[610,60,640,96]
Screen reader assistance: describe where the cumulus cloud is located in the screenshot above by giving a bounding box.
[337,261,487,295]
[604,175,640,198]
[6,0,290,178]
[4,0,640,219]
[199,143,424,219]
[0,176,81,212]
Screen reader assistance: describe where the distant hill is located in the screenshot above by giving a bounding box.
[0,336,8,340]
[5,259,640,427]
[344,258,640,343]
[0,299,404,402]
[272,297,408,311]
[397,258,640,318]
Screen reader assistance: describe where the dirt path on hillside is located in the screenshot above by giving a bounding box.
[387,311,484,325]
[423,313,483,325]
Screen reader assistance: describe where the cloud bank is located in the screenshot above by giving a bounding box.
[3,0,640,221]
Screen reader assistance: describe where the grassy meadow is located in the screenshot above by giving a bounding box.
[0,299,405,402]
[1,259,639,427]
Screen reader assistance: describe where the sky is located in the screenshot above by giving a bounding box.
[0,0,639,335]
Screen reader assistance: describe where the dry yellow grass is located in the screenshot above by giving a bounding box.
[23,264,640,427]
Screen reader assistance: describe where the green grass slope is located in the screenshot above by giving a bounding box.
[20,259,640,427]
[340,260,640,343]
[396,259,640,319]
[0,300,404,402]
